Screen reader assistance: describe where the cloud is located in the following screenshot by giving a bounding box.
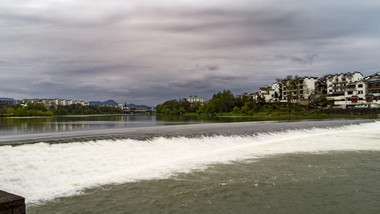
[275,54,319,65]
[1,0,380,105]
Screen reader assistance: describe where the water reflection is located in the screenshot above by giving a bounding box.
[155,115,287,123]
[0,115,159,136]
[0,114,305,136]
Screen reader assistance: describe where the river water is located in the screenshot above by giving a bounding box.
[0,115,379,213]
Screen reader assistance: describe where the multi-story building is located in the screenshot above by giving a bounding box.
[253,71,378,108]
[334,80,367,108]
[18,99,88,107]
[365,72,380,105]
[259,83,280,102]
[344,80,366,101]
[325,72,363,101]
[186,95,204,103]
[281,77,318,104]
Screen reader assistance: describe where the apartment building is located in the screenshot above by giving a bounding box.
[325,72,363,101]
[18,99,88,107]
[281,77,318,104]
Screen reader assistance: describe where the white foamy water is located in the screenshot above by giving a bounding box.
[1,121,379,204]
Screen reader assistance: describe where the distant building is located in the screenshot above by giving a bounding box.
[365,72,380,106]
[252,71,378,108]
[236,92,260,100]
[186,95,204,103]
[0,99,13,106]
[259,83,280,102]
[345,80,367,101]
[117,104,124,109]
[281,77,318,104]
[325,72,363,102]
[334,80,368,109]
[18,99,89,107]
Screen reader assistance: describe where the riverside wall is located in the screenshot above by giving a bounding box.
[320,108,380,116]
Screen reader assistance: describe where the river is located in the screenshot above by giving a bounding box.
[0,115,379,213]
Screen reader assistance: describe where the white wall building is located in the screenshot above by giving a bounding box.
[344,80,366,100]
[186,95,204,103]
[326,72,363,101]
[259,83,280,102]
[18,99,88,107]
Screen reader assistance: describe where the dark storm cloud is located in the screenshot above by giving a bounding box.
[1,0,380,105]
[275,54,319,65]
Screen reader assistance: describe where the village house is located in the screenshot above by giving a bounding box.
[364,72,380,107]
[259,83,280,102]
[325,72,363,102]
[334,80,367,108]
[237,92,260,100]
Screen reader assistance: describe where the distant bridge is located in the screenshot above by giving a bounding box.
[123,108,155,115]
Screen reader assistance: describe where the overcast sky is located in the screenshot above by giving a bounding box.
[1,0,380,106]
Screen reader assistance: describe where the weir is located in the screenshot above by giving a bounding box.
[0,190,25,214]
[0,119,375,146]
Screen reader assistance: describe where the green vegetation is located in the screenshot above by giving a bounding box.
[0,103,123,117]
[0,103,53,117]
[156,90,331,117]
[54,104,123,115]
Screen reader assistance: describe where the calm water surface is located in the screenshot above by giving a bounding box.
[0,115,159,136]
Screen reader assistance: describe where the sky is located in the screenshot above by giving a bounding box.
[1,0,380,106]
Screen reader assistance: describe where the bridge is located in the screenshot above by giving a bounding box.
[123,108,155,115]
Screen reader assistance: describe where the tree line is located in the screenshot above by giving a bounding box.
[0,103,123,117]
[156,90,329,116]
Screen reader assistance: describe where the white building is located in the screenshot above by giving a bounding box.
[344,80,366,100]
[186,95,204,103]
[325,72,363,101]
[329,72,380,108]
[58,99,67,106]
[259,83,280,102]
[117,104,124,109]
[18,99,88,107]
[334,80,367,109]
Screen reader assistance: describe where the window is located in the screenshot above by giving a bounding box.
[348,91,353,95]
[368,89,380,94]
[358,91,363,94]
[358,84,363,88]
